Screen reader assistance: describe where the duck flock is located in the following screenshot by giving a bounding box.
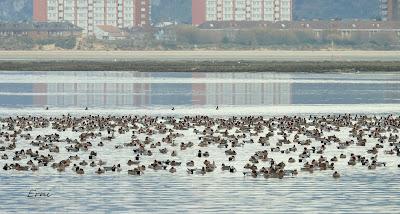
[1,114,399,179]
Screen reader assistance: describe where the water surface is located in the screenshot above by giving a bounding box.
[0,71,398,108]
[0,71,399,213]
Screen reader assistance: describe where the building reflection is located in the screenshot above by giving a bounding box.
[192,73,292,106]
[1,71,399,108]
[4,71,293,107]
[32,72,151,107]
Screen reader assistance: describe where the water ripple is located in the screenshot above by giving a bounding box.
[1,174,399,213]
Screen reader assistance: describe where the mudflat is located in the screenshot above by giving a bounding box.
[1,50,400,62]
[1,51,400,72]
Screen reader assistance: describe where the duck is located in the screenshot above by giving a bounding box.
[332,171,340,178]
[186,160,194,167]
[98,160,107,166]
[196,167,206,175]
[127,160,140,166]
[15,164,29,171]
[79,160,88,166]
[76,168,84,175]
[128,168,142,176]
[96,167,105,174]
[348,158,356,166]
[31,165,39,171]
[90,161,97,167]
[57,165,66,172]
[27,160,34,165]
[169,167,176,173]
[3,163,10,171]
[170,161,181,166]
[221,164,230,171]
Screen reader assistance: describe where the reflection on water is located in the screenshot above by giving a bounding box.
[1,71,400,213]
[0,71,399,108]
[1,174,400,213]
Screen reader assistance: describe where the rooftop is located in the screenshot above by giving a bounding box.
[0,22,83,32]
[199,20,400,30]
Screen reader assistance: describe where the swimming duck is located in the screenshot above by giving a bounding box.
[221,164,230,171]
[79,160,88,166]
[128,168,142,176]
[169,167,176,173]
[332,171,340,178]
[171,151,177,157]
[3,164,10,171]
[186,160,194,167]
[96,167,105,174]
[31,165,39,171]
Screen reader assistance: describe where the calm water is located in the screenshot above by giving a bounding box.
[0,71,398,108]
[0,71,400,213]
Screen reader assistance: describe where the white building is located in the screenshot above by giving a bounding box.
[34,0,151,36]
[193,0,292,25]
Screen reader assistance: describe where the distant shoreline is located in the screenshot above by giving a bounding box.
[2,60,400,72]
[1,51,400,72]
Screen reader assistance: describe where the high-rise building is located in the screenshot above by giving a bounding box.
[192,0,293,25]
[381,0,400,21]
[33,0,151,35]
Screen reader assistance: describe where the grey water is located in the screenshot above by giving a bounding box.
[0,71,398,108]
[0,71,400,213]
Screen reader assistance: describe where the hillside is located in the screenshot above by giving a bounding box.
[0,0,32,22]
[294,0,380,20]
[152,0,192,24]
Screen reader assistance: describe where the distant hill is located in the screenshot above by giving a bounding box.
[0,0,32,22]
[151,0,192,24]
[293,0,380,20]
[0,0,381,23]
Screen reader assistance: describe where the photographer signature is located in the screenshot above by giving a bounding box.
[27,189,52,198]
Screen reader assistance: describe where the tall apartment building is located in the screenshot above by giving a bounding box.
[381,0,400,21]
[192,0,292,25]
[33,0,151,35]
